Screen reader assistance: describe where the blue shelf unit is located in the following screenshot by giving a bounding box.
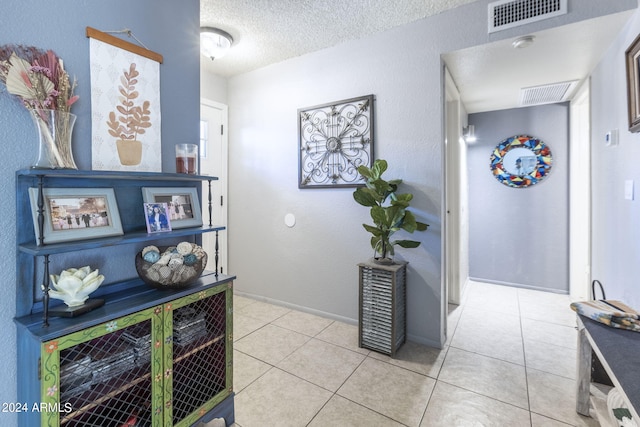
[14,169,235,426]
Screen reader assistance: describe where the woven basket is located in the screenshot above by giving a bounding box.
[135,247,207,289]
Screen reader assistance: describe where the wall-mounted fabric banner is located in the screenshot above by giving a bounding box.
[87,27,163,172]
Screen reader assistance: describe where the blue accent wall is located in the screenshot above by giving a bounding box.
[468,103,570,292]
[0,1,199,423]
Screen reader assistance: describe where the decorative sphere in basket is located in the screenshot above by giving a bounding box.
[136,242,207,289]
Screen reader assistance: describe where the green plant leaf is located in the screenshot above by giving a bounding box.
[391,199,410,209]
[402,210,418,233]
[362,224,381,236]
[371,159,387,178]
[395,193,413,203]
[371,205,386,225]
[416,221,429,231]
[370,235,382,252]
[371,179,392,201]
[387,205,405,229]
[353,187,377,207]
[357,165,373,180]
[394,240,421,248]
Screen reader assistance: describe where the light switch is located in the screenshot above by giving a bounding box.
[625,180,634,200]
[605,129,619,147]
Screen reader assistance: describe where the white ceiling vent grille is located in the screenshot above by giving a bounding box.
[519,80,578,106]
[488,0,567,33]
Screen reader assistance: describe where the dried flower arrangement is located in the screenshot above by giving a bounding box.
[0,45,79,168]
[106,63,151,166]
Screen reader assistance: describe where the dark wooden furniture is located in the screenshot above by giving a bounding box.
[576,314,640,422]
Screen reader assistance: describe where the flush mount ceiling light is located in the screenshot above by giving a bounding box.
[200,27,234,60]
[512,35,535,49]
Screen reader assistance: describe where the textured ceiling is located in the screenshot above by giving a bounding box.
[200,1,634,114]
[200,0,476,77]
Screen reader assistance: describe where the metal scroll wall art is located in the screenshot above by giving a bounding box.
[298,95,374,188]
[490,135,552,188]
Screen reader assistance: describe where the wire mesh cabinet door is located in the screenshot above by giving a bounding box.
[167,283,233,427]
[39,282,233,427]
[40,305,164,427]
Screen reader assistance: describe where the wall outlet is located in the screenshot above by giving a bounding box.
[625,180,634,200]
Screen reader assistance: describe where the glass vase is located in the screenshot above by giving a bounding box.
[30,109,78,169]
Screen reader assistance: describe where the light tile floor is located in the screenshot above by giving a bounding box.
[229,281,599,427]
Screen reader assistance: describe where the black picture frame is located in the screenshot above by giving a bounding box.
[625,33,640,132]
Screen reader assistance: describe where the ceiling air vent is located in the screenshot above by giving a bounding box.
[519,80,578,106]
[488,0,567,33]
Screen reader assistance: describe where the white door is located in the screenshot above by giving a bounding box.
[200,99,228,274]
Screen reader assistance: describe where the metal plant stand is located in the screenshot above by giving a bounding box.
[358,259,407,356]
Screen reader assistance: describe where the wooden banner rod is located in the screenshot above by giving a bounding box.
[86,26,163,64]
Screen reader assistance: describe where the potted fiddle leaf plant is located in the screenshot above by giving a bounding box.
[353,159,428,264]
[353,159,428,356]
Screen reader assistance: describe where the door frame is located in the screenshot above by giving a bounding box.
[200,98,229,274]
[569,80,591,300]
[444,67,469,307]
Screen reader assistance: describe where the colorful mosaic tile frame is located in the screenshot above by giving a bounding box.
[490,135,553,188]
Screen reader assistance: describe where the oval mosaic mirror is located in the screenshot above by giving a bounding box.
[490,135,552,188]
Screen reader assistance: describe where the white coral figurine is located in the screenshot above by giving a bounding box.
[49,266,105,307]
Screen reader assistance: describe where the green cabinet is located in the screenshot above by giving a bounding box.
[36,280,233,427]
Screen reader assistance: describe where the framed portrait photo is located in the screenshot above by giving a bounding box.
[626,33,640,132]
[144,203,172,233]
[28,187,123,245]
[141,187,203,229]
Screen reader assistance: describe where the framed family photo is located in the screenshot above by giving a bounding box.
[28,187,123,245]
[141,187,203,229]
[144,203,172,233]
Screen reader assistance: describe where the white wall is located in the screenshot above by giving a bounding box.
[201,64,228,104]
[223,0,631,346]
[590,7,640,307]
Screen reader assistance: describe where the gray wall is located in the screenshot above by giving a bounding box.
[468,104,569,292]
[0,0,199,423]
[223,0,632,348]
[591,7,640,308]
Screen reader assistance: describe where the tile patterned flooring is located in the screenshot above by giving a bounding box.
[229,281,599,427]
